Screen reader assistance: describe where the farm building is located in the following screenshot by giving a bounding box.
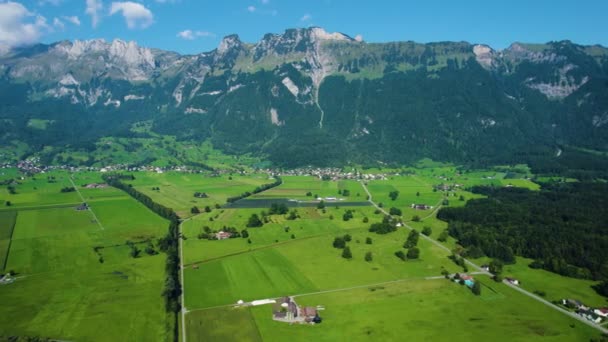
[505,277,520,286]
[215,231,232,240]
[272,296,322,324]
[411,204,431,210]
[84,183,108,189]
[594,308,608,318]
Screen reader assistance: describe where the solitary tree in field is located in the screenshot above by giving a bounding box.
[389,207,402,216]
[246,214,263,227]
[204,206,212,213]
[412,215,421,222]
[365,251,373,262]
[404,229,420,248]
[365,237,373,244]
[438,230,449,242]
[407,247,420,259]
[241,230,249,238]
[363,216,369,223]
[472,281,481,295]
[5,201,10,207]
[389,191,399,201]
[342,246,353,259]
[422,226,432,236]
[489,259,503,275]
[191,206,200,214]
[317,200,325,209]
[333,236,346,249]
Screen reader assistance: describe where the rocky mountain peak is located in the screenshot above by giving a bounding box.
[217,34,243,55]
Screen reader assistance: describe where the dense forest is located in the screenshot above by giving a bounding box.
[437,182,608,296]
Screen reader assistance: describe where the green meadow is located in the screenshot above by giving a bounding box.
[188,278,599,342]
[126,172,271,216]
[1,167,605,341]
[0,172,173,341]
[252,176,367,201]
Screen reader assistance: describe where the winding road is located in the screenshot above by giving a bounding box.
[359,180,608,335]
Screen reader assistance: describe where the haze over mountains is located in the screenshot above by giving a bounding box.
[1,27,607,167]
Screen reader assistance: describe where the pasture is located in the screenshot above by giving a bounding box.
[126,172,271,216]
[0,172,173,341]
[251,176,367,201]
[187,277,600,342]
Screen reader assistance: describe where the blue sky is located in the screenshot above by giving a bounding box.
[1,0,607,54]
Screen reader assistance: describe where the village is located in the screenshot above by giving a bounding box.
[561,298,608,324]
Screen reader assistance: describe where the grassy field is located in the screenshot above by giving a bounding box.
[181,206,378,263]
[252,176,367,201]
[0,172,174,341]
[188,277,601,342]
[0,171,82,207]
[502,257,608,308]
[1,168,604,341]
[126,172,271,217]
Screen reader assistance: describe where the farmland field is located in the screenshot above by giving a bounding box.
[180,172,605,341]
[125,172,271,216]
[1,169,605,341]
[0,172,173,341]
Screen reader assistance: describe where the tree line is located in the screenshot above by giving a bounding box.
[437,182,608,297]
[102,173,181,340]
[226,177,283,203]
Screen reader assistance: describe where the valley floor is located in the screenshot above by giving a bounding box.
[0,167,606,341]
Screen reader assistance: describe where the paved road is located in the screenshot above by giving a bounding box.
[69,176,105,230]
[178,216,196,342]
[359,180,608,334]
[504,280,608,334]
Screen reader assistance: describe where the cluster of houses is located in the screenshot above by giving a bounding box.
[272,297,322,324]
[562,299,608,324]
[433,183,463,192]
[258,167,388,181]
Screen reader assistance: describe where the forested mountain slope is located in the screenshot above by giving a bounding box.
[1,27,607,167]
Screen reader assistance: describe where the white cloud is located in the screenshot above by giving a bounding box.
[355,34,363,42]
[62,16,81,26]
[53,17,65,30]
[247,5,256,12]
[260,0,269,4]
[39,0,63,5]
[85,0,102,28]
[0,1,50,47]
[109,2,154,29]
[300,13,311,21]
[177,29,215,40]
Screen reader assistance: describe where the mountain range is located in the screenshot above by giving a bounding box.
[1,27,607,168]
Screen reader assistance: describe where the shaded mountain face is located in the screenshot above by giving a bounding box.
[1,27,607,167]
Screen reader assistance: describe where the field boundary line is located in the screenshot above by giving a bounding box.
[1,211,17,272]
[186,275,449,313]
[69,176,105,230]
[182,232,333,267]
